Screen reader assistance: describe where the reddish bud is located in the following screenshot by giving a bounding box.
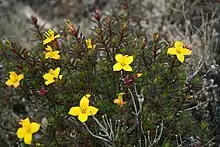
[94,8,101,22]
[123,75,134,87]
[31,15,38,25]
[122,3,129,9]
[36,87,48,96]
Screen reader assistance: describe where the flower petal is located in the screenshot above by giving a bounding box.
[113,63,122,71]
[45,46,53,51]
[17,74,24,81]
[45,52,52,59]
[87,106,99,116]
[54,34,60,39]
[5,80,14,86]
[80,97,89,110]
[43,38,52,45]
[176,54,184,63]
[30,122,40,134]
[115,54,124,63]
[114,99,120,105]
[181,48,192,55]
[174,41,184,48]
[45,79,55,85]
[86,39,92,49]
[68,106,81,116]
[124,56,133,65]
[78,113,88,123]
[17,127,26,139]
[43,73,55,85]
[136,73,142,78]
[53,67,61,78]
[82,94,91,99]
[9,72,17,81]
[167,48,177,55]
[21,118,30,127]
[24,133,32,145]
[43,73,54,81]
[59,75,63,79]
[122,65,132,71]
[52,54,60,60]
[13,82,20,88]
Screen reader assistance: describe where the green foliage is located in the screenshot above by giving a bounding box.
[0,4,214,147]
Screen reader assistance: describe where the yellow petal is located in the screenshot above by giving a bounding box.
[30,122,40,134]
[45,46,53,51]
[122,65,132,71]
[167,48,177,55]
[43,73,55,85]
[114,99,120,105]
[53,67,61,78]
[43,73,54,81]
[113,63,123,71]
[17,74,24,81]
[124,56,133,65]
[87,106,99,116]
[24,133,32,145]
[54,34,60,39]
[80,97,89,110]
[45,80,55,85]
[43,38,52,45]
[9,72,17,81]
[59,75,63,79]
[78,113,88,123]
[118,92,125,97]
[176,54,184,63]
[181,48,192,55]
[21,118,30,127]
[118,96,123,103]
[52,54,60,60]
[5,80,14,86]
[86,39,93,49]
[115,54,123,63]
[174,41,184,48]
[54,51,60,55]
[68,106,81,116]
[82,94,91,99]
[17,127,26,139]
[48,69,55,74]
[136,73,142,78]
[48,29,53,34]
[13,82,20,88]
[45,52,51,59]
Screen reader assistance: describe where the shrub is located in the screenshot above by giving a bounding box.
[0,2,215,146]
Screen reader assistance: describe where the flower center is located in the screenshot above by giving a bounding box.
[176,48,181,54]
[24,126,31,133]
[12,78,18,83]
[81,108,87,114]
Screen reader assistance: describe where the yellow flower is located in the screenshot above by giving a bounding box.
[113,54,133,71]
[68,94,99,123]
[43,29,60,45]
[114,93,126,107]
[5,72,24,88]
[43,67,63,85]
[45,45,60,60]
[85,39,96,50]
[167,41,192,63]
[17,117,40,145]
